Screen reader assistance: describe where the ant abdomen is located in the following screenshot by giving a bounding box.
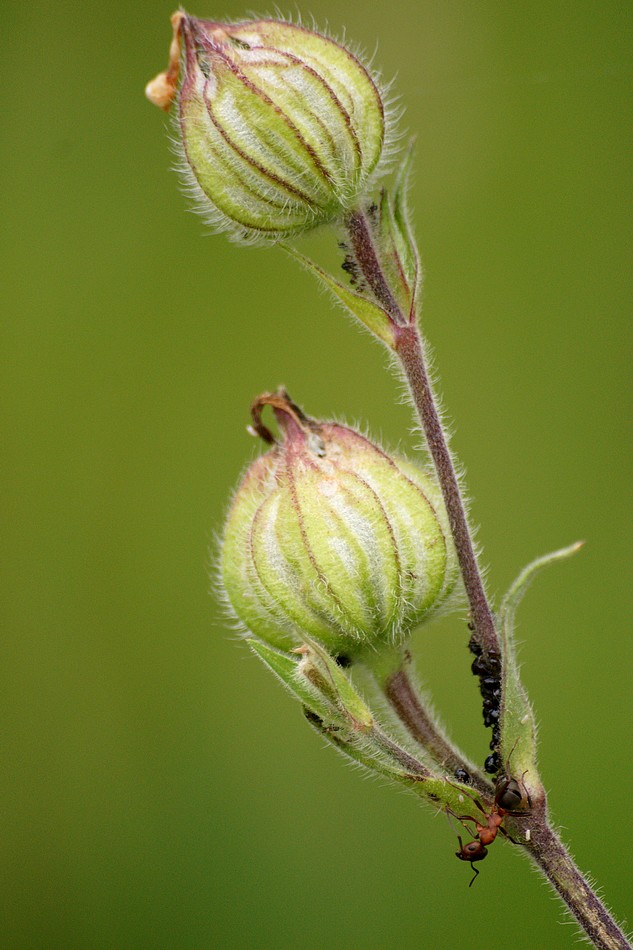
[495,775,531,814]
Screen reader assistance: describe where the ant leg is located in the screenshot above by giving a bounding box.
[520,770,533,809]
[498,825,521,846]
[447,781,488,815]
[447,808,480,835]
[446,806,476,827]
[505,737,520,772]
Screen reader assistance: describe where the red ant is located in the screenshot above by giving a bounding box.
[452,771,531,886]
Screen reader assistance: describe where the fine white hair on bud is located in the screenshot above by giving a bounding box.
[220,390,459,658]
[146,12,396,242]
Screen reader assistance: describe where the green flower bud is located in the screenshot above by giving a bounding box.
[146,13,388,242]
[221,391,459,657]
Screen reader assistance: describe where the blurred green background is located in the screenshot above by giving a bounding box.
[2,1,631,947]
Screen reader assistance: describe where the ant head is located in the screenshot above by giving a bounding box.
[455,837,488,862]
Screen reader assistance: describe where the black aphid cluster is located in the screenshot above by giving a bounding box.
[468,630,502,774]
[339,241,361,286]
[338,240,369,294]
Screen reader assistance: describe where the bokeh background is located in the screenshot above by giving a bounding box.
[2,1,631,947]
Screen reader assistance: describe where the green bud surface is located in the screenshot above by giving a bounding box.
[146,13,387,241]
[221,391,459,656]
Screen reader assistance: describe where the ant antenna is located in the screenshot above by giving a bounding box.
[468,863,480,888]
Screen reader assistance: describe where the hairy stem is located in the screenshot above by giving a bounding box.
[343,208,500,659]
[521,814,630,949]
[341,208,628,949]
[345,209,404,323]
[384,667,492,797]
[394,323,499,657]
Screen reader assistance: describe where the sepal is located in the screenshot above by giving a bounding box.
[249,640,486,818]
[497,542,583,787]
[294,639,374,733]
[284,245,397,347]
[373,145,421,322]
[247,639,340,727]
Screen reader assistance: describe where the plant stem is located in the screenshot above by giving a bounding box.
[520,813,631,949]
[383,666,492,798]
[345,209,404,324]
[343,208,500,659]
[394,323,499,657]
[342,209,629,949]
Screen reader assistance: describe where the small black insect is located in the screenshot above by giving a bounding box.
[454,768,472,785]
[471,654,488,676]
[480,676,500,696]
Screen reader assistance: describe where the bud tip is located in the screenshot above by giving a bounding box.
[145,11,185,111]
